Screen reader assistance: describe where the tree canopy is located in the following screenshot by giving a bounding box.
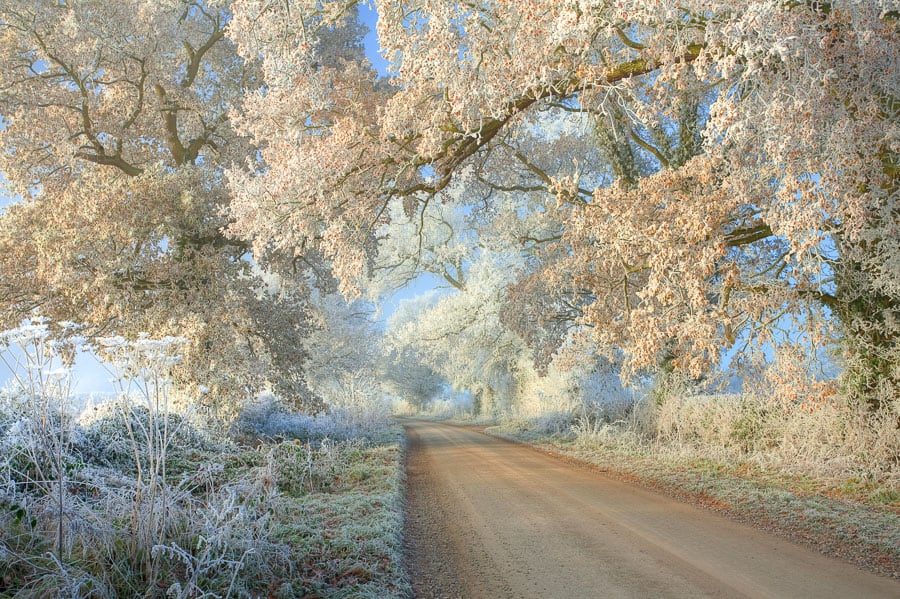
[225,0,898,409]
[0,0,361,411]
[1,1,897,413]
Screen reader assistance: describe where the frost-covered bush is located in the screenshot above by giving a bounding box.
[390,397,417,416]
[319,374,394,437]
[266,437,369,496]
[504,402,577,435]
[234,381,393,443]
[231,392,313,439]
[0,387,23,433]
[77,400,220,472]
[513,398,634,437]
[495,356,634,434]
[231,392,361,442]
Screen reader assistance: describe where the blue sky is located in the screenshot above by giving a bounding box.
[360,4,391,76]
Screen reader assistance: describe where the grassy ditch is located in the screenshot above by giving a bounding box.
[262,433,410,598]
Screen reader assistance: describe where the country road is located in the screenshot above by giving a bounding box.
[403,420,900,599]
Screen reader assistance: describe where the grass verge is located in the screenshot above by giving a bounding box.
[265,429,411,598]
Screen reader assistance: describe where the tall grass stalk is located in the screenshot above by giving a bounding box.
[0,319,80,562]
[94,334,188,585]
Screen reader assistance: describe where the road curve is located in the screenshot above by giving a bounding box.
[403,420,899,599]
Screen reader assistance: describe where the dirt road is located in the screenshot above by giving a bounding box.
[403,420,899,599]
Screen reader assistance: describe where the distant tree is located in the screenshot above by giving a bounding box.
[379,346,446,410]
[386,250,529,415]
[368,192,475,297]
[303,289,382,402]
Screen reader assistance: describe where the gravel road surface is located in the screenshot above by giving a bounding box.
[403,420,900,599]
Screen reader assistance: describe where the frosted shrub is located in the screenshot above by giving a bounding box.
[769,396,900,482]
[78,400,217,472]
[571,394,642,438]
[390,398,417,416]
[506,387,578,434]
[321,374,393,438]
[233,393,365,442]
[232,392,313,440]
[618,390,900,483]
[502,361,635,435]
[233,380,393,443]
[509,394,635,438]
[653,394,750,451]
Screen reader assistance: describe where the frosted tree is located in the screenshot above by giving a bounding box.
[368,186,475,297]
[386,250,528,415]
[303,290,381,401]
[379,346,446,409]
[228,1,899,410]
[0,1,365,410]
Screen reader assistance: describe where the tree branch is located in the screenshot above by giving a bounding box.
[155,83,187,165]
[724,222,773,247]
[403,45,704,199]
[74,151,143,176]
[180,20,225,88]
[630,128,670,169]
